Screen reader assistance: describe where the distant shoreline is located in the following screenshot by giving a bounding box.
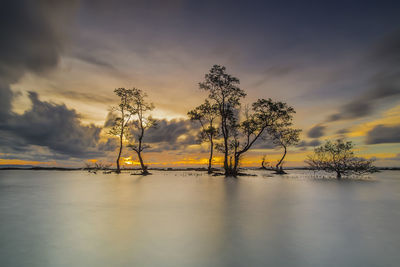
[1,166,399,171]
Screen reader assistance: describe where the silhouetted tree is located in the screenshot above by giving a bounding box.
[84,161,111,173]
[306,139,377,179]
[268,126,301,174]
[199,65,245,176]
[110,88,136,173]
[261,155,272,170]
[188,100,219,173]
[199,65,297,176]
[127,88,157,175]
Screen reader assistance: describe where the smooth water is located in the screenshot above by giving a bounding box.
[0,170,399,267]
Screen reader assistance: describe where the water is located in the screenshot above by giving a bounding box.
[0,170,399,267]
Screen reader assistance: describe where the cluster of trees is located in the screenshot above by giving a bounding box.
[108,65,376,179]
[188,65,301,176]
[110,88,156,174]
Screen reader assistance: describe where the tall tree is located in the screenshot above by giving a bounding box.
[267,127,301,174]
[306,139,377,179]
[199,65,297,176]
[127,88,157,175]
[109,88,135,173]
[199,65,245,175]
[188,100,219,173]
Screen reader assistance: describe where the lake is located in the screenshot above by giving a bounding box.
[0,170,399,267]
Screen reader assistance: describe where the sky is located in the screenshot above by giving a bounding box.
[1,0,400,168]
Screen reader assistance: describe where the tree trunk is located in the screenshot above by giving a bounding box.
[223,134,229,175]
[261,157,269,170]
[208,139,213,174]
[336,171,342,180]
[116,132,123,173]
[137,151,149,175]
[275,145,287,174]
[232,155,240,177]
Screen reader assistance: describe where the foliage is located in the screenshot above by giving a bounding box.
[198,65,298,176]
[109,88,138,173]
[126,88,157,175]
[306,139,377,179]
[188,100,219,173]
[267,126,301,173]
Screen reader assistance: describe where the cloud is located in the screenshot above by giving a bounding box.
[297,139,321,148]
[144,119,200,151]
[0,92,114,159]
[75,53,116,70]
[0,0,78,119]
[54,90,115,104]
[327,30,400,122]
[365,124,400,144]
[145,119,197,143]
[307,124,326,138]
[336,128,349,134]
[105,117,201,153]
[387,154,400,161]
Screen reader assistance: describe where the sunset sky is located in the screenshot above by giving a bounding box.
[1,0,400,167]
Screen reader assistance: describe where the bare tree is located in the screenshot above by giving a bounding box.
[268,127,301,174]
[84,161,111,173]
[127,88,157,175]
[306,139,377,179]
[110,88,136,173]
[188,100,219,173]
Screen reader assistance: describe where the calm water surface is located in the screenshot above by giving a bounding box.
[0,170,399,267]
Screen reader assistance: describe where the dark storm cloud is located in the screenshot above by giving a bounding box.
[0,92,114,159]
[0,0,78,118]
[145,119,196,144]
[0,0,112,162]
[366,124,400,144]
[104,116,200,153]
[327,30,400,122]
[144,119,200,152]
[307,124,326,138]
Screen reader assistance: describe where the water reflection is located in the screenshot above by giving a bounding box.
[0,170,399,267]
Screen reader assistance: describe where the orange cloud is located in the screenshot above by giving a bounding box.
[348,105,400,137]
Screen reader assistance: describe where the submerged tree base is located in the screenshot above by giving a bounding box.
[130,171,152,176]
[275,169,287,175]
[211,171,257,177]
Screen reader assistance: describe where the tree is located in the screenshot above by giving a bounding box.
[126,88,157,175]
[188,100,219,173]
[84,161,112,173]
[261,155,272,170]
[199,65,245,176]
[109,88,136,173]
[306,139,377,179]
[268,126,301,174]
[199,65,297,176]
